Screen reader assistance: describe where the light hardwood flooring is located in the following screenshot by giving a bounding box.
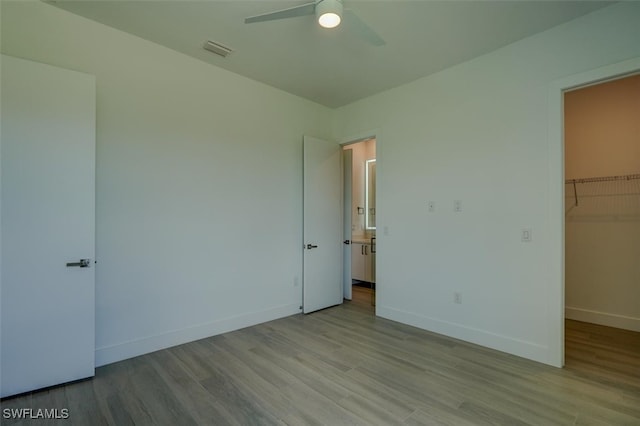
[2,286,639,425]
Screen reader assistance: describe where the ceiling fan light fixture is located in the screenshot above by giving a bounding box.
[316,0,343,29]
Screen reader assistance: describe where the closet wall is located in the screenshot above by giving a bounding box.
[564,74,640,332]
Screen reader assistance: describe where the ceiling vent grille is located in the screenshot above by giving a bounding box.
[203,40,234,58]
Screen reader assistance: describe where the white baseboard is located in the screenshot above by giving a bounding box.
[95,303,300,367]
[377,305,551,366]
[565,307,640,332]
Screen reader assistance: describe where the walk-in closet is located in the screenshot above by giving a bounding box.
[564,74,640,376]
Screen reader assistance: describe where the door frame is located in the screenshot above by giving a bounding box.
[343,149,353,300]
[340,129,381,309]
[547,57,640,368]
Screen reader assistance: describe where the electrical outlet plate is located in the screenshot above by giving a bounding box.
[454,200,462,212]
[521,228,532,242]
[454,292,462,304]
[428,201,435,212]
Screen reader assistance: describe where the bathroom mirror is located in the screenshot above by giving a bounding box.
[365,159,376,230]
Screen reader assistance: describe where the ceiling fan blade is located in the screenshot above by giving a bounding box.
[245,2,317,24]
[344,9,385,46]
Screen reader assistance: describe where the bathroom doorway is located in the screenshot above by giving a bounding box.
[342,137,376,307]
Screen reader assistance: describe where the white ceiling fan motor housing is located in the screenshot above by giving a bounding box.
[316,0,343,28]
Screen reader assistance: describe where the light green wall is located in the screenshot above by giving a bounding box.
[332,2,640,365]
[3,0,640,367]
[1,0,332,365]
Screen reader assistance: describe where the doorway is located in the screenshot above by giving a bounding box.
[564,74,640,330]
[342,137,376,308]
[561,70,640,369]
[546,57,640,367]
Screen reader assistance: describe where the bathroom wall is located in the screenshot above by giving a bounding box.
[345,139,376,238]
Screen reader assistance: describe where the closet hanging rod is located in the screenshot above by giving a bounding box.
[565,173,640,185]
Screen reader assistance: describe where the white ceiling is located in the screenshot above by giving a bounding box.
[50,0,613,108]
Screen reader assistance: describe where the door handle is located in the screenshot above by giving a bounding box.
[343,240,350,245]
[66,259,91,268]
[306,244,318,249]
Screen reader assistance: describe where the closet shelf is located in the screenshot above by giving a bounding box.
[565,173,640,185]
[564,173,640,219]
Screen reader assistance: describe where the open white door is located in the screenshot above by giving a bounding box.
[343,149,353,300]
[1,55,96,397]
[303,136,343,313]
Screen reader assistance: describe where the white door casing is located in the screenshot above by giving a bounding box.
[303,136,343,313]
[343,149,353,300]
[1,55,96,397]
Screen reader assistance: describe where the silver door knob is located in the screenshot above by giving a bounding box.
[306,244,318,249]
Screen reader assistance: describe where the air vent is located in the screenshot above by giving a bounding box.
[203,40,234,58]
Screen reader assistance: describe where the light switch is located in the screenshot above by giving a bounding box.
[454,200,462,212]
[522,228,532,242]
[428,201,435,212]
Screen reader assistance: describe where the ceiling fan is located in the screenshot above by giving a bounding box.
[244,0,385,46]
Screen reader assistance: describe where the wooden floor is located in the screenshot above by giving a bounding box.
[2,286,639,425]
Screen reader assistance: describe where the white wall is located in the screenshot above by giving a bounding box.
[1,1,332,365]
[3,0,640,370]
[333,2,640,365]
[565,75,640,332]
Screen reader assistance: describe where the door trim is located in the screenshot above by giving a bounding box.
[547,56,640,368]
[343,149,353,300]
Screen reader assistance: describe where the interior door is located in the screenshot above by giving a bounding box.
[1,55,96,398]
[303,136,343,313]
[343,149,353,300]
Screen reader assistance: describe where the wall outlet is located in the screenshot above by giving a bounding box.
[454,292,462,304]
[521,228,532,242]
[428,201,435,212]
[454,200,462,212]
[383,226,390,235]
